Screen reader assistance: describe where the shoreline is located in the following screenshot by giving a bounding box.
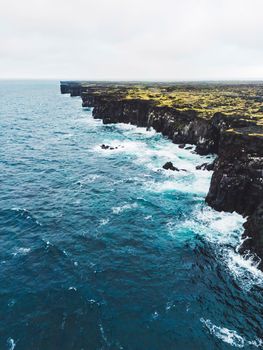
[60,81,263,269]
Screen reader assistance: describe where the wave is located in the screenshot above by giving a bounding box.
[7,338,16,350]
[12,247,31,257]
[94,136,214,178]
[225,250,263,290]
[114,123,157,137]
[200,318,263,348]
[76,174,101,187]
[182,204,263,289]
[10,207,42,226]
[112,203,138,215]
[146,171,212,196]
[99,218,110,226]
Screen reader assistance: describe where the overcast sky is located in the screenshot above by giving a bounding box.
[1,0,263,80]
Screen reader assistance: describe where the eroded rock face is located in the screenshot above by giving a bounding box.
[147,107,217,155]
[239,202,263,269]
[196,161,215,171]
[206,131,263,216]
[93,99,153,126]
[60,81,263,268]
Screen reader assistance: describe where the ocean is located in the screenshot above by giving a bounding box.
[0,81,262,349]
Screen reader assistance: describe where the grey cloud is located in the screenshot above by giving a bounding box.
[0,0,263,80]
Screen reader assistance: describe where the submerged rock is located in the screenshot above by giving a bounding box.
[101,144,118,150]
[162,162,179,171]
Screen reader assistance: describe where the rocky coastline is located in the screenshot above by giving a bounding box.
[61,81,263,269]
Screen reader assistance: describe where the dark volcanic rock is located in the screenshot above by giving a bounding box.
[101,144,110,149]
[101,144,119,150]
[163,162,179,171]
[206,131,263,217]
[60,81,84,96]
[196,160,215,171]
[147,107,217,155]
[92,99,154,126]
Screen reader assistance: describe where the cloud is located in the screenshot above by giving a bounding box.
[0,0,263,80]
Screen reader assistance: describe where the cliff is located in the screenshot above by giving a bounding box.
[60,81,263,269]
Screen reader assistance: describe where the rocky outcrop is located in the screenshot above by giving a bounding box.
[93,99,153,127]
[163,162,179,171]
[196,161,215,171]
[60,82,263,268]
[60,81,85,96]
[206,129,263,216]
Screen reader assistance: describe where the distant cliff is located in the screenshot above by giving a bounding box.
[61,81,263,269]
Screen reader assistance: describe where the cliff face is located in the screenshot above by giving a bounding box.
[60,81,263,269]
[241,202,263,264]
[61,81,85,96]
[206,130,263,216]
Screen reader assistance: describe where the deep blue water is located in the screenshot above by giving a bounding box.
[0,81,263,350]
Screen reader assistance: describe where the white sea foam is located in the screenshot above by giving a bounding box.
[181,204,263,289]
[92,136,214,195]
[194,206,245,243]
[77,174,101,187]
[200,318,263,348]
[225,250,263,290]
[99,218,110,226]
[12,247,31,257]
[201,318,245,347]
[146,172,211,196]
[94,140,146,156]
[151,311,159,320]
[68,286,77,291]
[94,133,214,175]
[121,124,157,137]
[112,203,138,214]
[99,323,111,346]
[197,209,263,289]
[7,338,16,350]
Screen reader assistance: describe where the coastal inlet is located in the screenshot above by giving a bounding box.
[0,81,263,349]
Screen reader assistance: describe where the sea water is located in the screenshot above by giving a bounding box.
[0,81,263,349]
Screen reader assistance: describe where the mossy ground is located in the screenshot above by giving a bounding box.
[80,82,263,135]
[124,84,263,123]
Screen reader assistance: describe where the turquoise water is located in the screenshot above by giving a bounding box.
[0,81,263,350]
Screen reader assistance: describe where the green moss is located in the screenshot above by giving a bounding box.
[79,82,263,133]
[122,85,263,123]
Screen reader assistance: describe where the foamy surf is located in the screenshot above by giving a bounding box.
[146,170,212,196]
[12,247,31,257]
[112,203,138,214]
[94,135,214,175]
[200,318,263,348]
[181,204,263,289]
[7,338,16,350]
